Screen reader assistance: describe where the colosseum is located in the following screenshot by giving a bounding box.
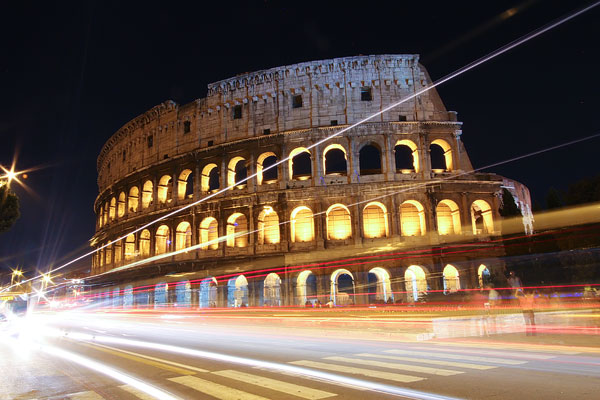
[88,54,532,308]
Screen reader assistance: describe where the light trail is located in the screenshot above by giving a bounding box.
[3,1,599,294]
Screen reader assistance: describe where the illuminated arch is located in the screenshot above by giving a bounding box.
[227,275,248,307]
[430,139,453,172]
[124,234,135,261]
[157,175,172,204]
[175,221,192,250]
[363,202,388,238]
[296,270,317,305]
[323,144,347,175]
[478,264,491,288]
[226,213,248,247]
[177,169,194,200]
[289,147,312,180]
[395,139,420,173]
[201,163,219,193]
[199,277,218,308]
[200,217,219,250]
[400,200,426,236]
[154,282,168,308]
[227,156,247,187]
[114,240,122,264]
[330,268,355,305]
[405,265,427,302]
[326,204,352,240]
[139,229,151,257]
[368,267,393,303]
[117,192,126,218]
[471,200,494,234]
[175,280,191,307]
[437,199,461,235]
[257,207,280,245]
[443,264,460,294]
[123,285,134,308]
[290,206,314,242]
[128,186,139,213]
[155,225,170,255]
[103,202,108,225]
[105,242,113,265]
[257,152,278,185]
[142,180,153,209]
[359,143,382,175]
[263,273,282,306]
[109,197,116,221]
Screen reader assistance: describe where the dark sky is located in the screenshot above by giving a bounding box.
[1,0,599,276]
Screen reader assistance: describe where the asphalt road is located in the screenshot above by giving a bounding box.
[1,311,599,400]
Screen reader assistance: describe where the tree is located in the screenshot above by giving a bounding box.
[499,188,521,217]
[545,187,563,210]
[0,185,20,233]
[564,174,600,206]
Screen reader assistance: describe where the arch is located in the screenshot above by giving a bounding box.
[478,264,491,288]
[99,247,105,267]
[227,275,248,307]
[117,192,126,218]
[105,243,113,265]
[175,280,191,307]
[430,139,453,172]
[326,204,352,240]
[471,200,494,234]
[109,197,116,220]
[296,270,317,306]
[395,139,419,173]
[201,163,220,192]
[400,200,426,236]
[289,147,312,180]
[443,264,460,294]
[124,234,135,261]
[199,217,219,250]
[363,202,388,238]
[368,267,393,303]
[257,152,278,185]
[114,240,122,264]
[123,285,134,308]
[323,144,347,175]
[154,282,168,308]
[175,221,192,250]
[330,269,355,306]
[290,206,314,242]
[177,169,194,200]
[142,180,153,209]
[436,199,462,235]
[157,175,172,204]
[227,156,247,187]
[139,229,151,257]
[257,207,280,245]
[405,265,427,302]
[128,186,139,213]
[155,225,170,255]
[359,143,382,175]
[112,287,122,308]
[263,273,282,306]
[199,277,218,308]
[103,202,108,225]
[226,213,248,247]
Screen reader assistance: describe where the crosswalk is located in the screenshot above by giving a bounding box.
[55,344,558,399]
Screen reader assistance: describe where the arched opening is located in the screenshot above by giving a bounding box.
[177,169,194,200]
[227,275,248,307]
[103,202,108,225]
[97,211,103,228]
[290,206,314,242]
[368,267,393,304]
[109,197,116,221]
[200,217,219,250]
[257,152,278,185]
[139,229,151,257]
[331,269,355,306]
[112,287,122,308]
[157,175,173,204]
[124,234,135,261]
[128,186,139,213]
[443,264,460,294]
[263,273,282,306]
[289,147,312,180]
[363,202,388,238]
[201,163,220,193]
[296,270,317,306]
[323,144,347,175]
[199,277,218,308]
[471,200,494,234]
[257,207,280,245]
[175,280,191,307]
[436,199,462,235]
[400,200,426,236]
[117,192,126,218]
[114,240,122,264]
[175,221,192,250]
[155,225,171,255]
[395,139,419,173]
[227,157,247,188]
[326,204,352,240]
[123,285,133,308]
[142,180,153,209]
[430,139,453,172]
[226,213,248,248]
[99,247,105,267]
[359,144,382,175]
[405,265,427,302]
[154,282,168,308]
[478,264,491,288]
[105,243,113,266]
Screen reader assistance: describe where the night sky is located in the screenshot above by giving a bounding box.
[1,1,599,276]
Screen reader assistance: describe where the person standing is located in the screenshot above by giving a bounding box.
[518,290,536,336]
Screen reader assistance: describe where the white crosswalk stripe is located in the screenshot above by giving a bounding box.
[169,375,270,400]
[385,349,527,365]
[119,384,167,400]
[417,345,557,359]
[323,356,462,376]
[355,353,496,370]
[289,360,424,383]
[67,391,105,400]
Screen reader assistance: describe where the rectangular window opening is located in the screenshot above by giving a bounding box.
[263,128,271,135]
[207,140,214,147]
[233,105,242,119]
[398,115,407,122]
[361,87,373,101]
[147,136,153,148]
[122,150,126,161]
[292,95,303,108]
[183,121,191,134]
[330,120,338,126]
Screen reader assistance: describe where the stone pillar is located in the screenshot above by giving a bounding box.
[313,143,322,186]
[354,270,369,305]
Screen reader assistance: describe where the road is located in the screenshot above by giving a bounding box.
[1,310,599,399]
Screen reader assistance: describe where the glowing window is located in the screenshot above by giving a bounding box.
[177,169,194,200]
[142,180,153,209]
[436,199,461,235]
[105,243,113,265]
[124,234,135,261]
[368,267,393,302]
[257,152,278,185]
[478,264,491,288]
[263,273,282,306]
[200,217,219,250]
[109,197,116,220]
[394,139,419,173]
[400,200,426,236]
[258,207,280,245]
[117,192,126,218]
[363,202,388,238]
[405,265,427,301]
[443,264,460,294]
[227,157,247,187]
[201,163,219,193]
[227,213,248,248]
[175,221,192,250]
[155,225,170,255]
[289,147,312,180]
[323,144,347,175]
[157,175,172,204]
[471,200,494,234]
[139,229,151,257]
[114,240,122,264]
[430,139,453,172]
[291,206,314,242]
[326,204,352,240]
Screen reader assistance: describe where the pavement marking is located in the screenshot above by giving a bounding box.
[411,346,556,360]
[169,375,270,400]
[119,384,162,400]
[384,349,527,365]
[355,353,496,370]
[79,342,199,375]
[289,360,424,383]
[213,369,337,399]
[430,341,583,355]
[67,391,105,399]
[323,356,461,376]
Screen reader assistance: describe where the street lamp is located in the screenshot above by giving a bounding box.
[10,269,23,286]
